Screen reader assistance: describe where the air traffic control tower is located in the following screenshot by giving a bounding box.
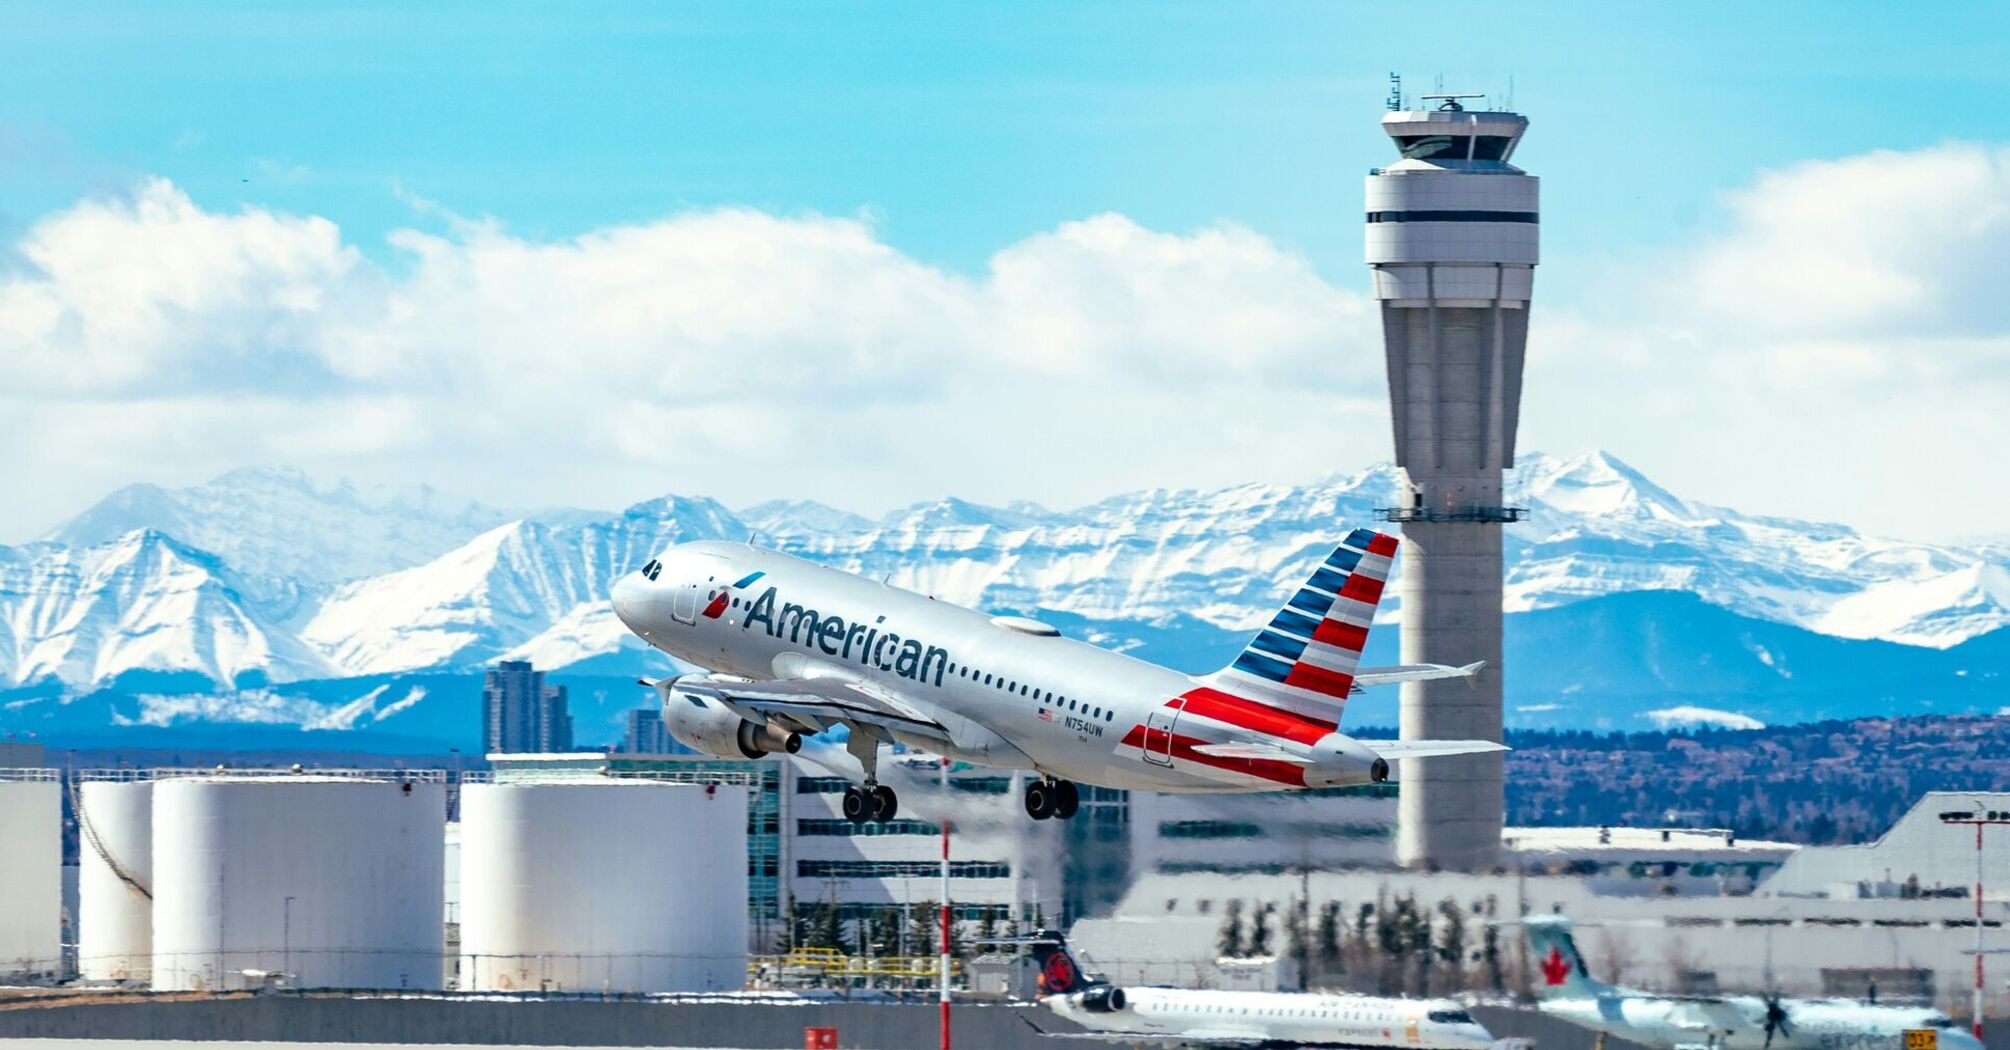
[1366,92,1536,870]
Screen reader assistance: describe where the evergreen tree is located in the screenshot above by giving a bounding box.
[1399,895,1433,995]
[1352,901,1376,980]
[1374,897,1403,994]
[1248,902,1273,958]
[1284,900,1309,979]
[975,908,998,944]
[1217,900,1247,959]
[1435,898,1467,992]
[818,901,843,953]
[1480,896,1505,993]
[1317,901,1344,972]
[909,901,940,959]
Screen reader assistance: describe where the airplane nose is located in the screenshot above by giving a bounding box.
[611,574,646,631]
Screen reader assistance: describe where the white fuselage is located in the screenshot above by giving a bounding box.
[1049,986,1495,1050]
[1540,995,1981,1050]
[611,542,1386,792]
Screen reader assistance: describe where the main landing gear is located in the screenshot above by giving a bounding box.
[842,782,898,824]
[1024,777,1079,821]
[841,724,898,825]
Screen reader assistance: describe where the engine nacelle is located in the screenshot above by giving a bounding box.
[1302,734,1391,789]
[663,686,802,759]
[1078,986,1127,1013]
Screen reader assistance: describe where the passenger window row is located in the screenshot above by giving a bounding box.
[942,660,1115,723]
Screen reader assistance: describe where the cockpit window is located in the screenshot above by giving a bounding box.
[1928,1017,1954,1029]
[1427,1011,1474,1025]
[640,559,662,581]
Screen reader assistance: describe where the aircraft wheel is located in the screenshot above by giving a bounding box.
[871,784,899,822]
[1052,780,1080,820]
[1024,779,1056,820]
[841,786,872,824]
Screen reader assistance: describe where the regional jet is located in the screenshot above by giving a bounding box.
[1020,930,1497,1049]
[610,528,1502,823]
[1524,916,1981,1050]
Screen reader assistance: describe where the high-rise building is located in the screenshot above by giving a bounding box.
[1365,90,1537,870]
[482,661,572,754]
[620,707,677,755]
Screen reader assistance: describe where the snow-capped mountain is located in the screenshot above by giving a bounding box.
[299,496,749,675]
[47,467,516,591]
[1505,452,2005,648]
[0,530,335,689]
[3,451,2007,713]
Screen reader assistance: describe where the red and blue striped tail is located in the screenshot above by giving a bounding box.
[1205,528,1397,726]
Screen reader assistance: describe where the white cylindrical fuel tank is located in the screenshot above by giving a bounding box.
[77,777,154,981]
[151,774,446,991]
[459,780,747,993]
[0,772,61,978]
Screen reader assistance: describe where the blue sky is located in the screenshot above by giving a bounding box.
[9,2,2006,282]
[3,2,2009,541]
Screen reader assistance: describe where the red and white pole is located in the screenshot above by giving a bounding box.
[1942,803,2007,1042]
[1976,820,1986,1043]
[939,755,952,1050]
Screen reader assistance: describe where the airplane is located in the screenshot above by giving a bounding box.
[1523,916,1982,1050]
[610,527,1504,823]
[1015,929,1498,1049]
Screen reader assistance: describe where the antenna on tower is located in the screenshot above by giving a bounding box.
[1386,72,1402,112]
[1506,74,1515,111]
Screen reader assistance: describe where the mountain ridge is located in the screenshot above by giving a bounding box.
[3,452,2007,738]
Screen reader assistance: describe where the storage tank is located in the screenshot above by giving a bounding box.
[77,775,154,981]
[459,779,747,993]
[151,772,446,991]
[0,771,61,978]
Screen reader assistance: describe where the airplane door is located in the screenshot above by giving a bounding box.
[671,578,701,624]
[669,554,728,625]
[1142,699,1183,766]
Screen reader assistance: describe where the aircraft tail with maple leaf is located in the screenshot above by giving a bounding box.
[1525,915,1616,999]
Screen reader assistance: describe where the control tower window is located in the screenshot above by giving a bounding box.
[1397,134,1463,160]
[1396,134,1514,161]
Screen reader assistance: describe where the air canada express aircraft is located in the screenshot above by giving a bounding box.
[1525,916,1982,1050]
[1018,930,1497,1049]
[610,528,1504,824]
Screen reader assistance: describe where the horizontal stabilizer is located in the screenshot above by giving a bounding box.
[1352,660,1486,689]
[1189,742,1316,765]
[1369,739,1510,760]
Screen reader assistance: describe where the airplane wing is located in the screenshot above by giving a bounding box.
[1367,739,1511,760]
[1351,661,1486,691]
[656,675,951,743]
[1664,999,1750,1032]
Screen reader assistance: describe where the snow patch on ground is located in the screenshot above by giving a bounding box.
[1644,705,1766,731]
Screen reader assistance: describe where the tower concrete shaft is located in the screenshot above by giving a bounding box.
[1365,100,1537,871]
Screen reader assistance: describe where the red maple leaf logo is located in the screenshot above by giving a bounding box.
[1042,952,1076,993]
[1541,946,1571,986]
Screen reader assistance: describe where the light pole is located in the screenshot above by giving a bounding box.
[1938,802,2009,1040]
[939,755,952,1050]
[283,895,296,985]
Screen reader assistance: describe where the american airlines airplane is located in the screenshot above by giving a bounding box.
[1023,930,1498,1049]
[610,527,1504,823]
[1525,916,1982,1050]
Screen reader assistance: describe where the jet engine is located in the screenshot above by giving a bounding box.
[1078,986,1127,1013]
[661,684,802,759]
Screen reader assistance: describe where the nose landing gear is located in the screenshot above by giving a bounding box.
[1024,777,1080,821]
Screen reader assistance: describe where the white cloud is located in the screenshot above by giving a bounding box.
[4,145,2010,542]
[0,180,1380,536]
[1522,143,2010,540]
